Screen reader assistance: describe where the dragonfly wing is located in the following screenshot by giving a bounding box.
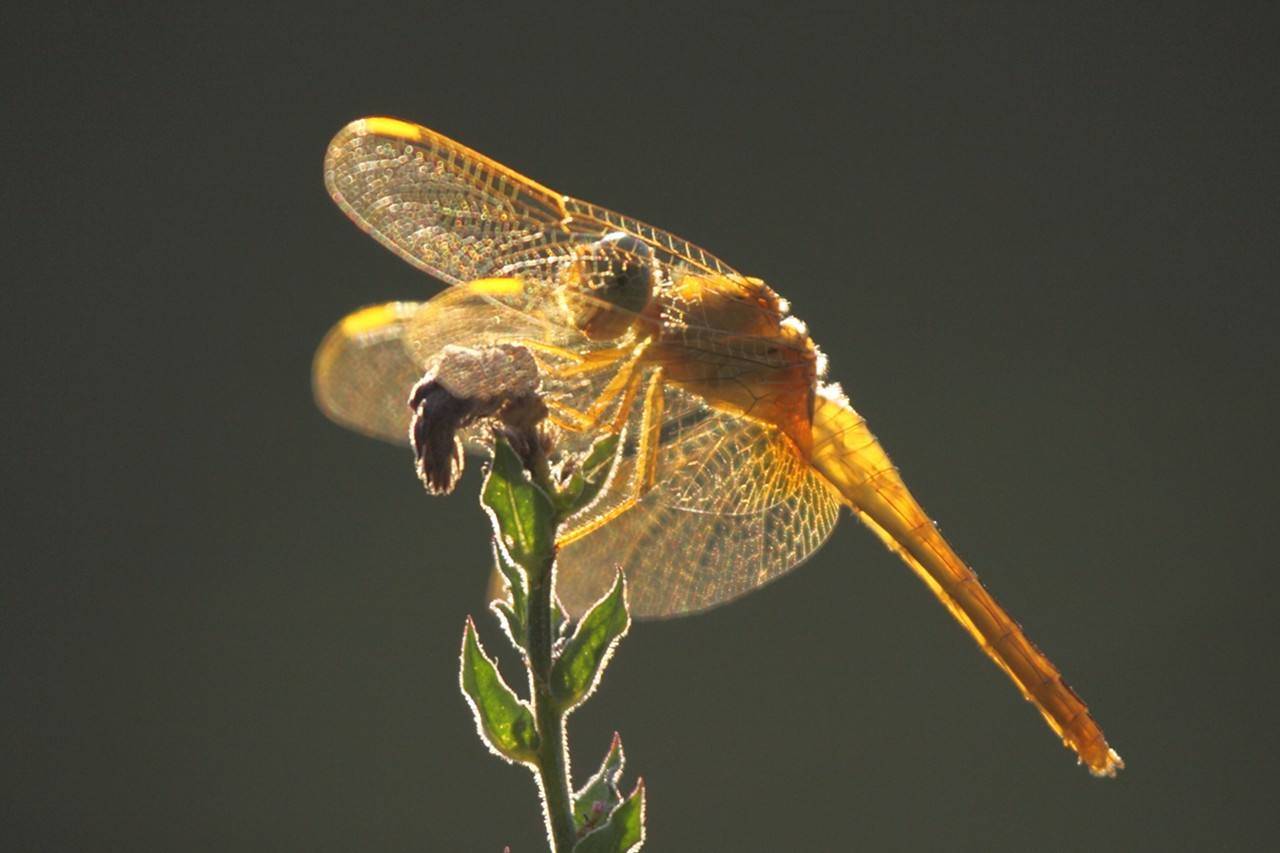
[312,301,427,444]
[322,293,837,618]
[400,280,583,369]
[558,197,742,279]
[325,118,744,299]
[555,383,842,618]
[325,118,573,287]
[405,281,633,456]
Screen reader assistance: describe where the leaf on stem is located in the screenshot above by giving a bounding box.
[459,617,538,764]
[555,433,620,518]
[551,572,630,712]
[481,437,555,569]
[490,543,528,652]
[573,733,625,834]
[572,779,645,853]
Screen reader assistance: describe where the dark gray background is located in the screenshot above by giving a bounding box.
[7,2,1278,850]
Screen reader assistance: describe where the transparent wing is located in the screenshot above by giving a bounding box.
[387,288,840,618]
[312,301,426,444]
[324,117,811,383]
[399,281,584,367]
[314,284,612,445]
[400,281,616,457]
[324,117,743,296]
[555,382,842,619]
[318,293,839,618]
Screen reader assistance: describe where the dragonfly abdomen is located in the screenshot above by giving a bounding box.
[808,389,1123,776]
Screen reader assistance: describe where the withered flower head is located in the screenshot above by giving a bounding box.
[408,345,546,494]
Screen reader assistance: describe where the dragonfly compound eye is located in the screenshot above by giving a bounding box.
[562,232,654,340]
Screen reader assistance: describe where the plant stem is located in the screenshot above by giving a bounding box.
[527,543,577,851]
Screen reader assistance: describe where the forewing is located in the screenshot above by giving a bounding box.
[324,117,743,301]
[325,118,571,287]
[559,197,742,279]
[555,382,842,618]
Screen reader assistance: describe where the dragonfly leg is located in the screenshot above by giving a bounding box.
[541,340,652,433]
[604,357,647,434]
[557,367,666,546]
[528,343,634,380]
[544,354,649,440]
[518,339,590,364]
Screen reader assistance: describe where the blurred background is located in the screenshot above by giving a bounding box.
[6,2,1278,849]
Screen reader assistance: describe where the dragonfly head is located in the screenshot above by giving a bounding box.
[561,232,654,341]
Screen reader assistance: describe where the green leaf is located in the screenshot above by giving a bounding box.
[490,543,528,652]
[555,433,620,518]
[458,617,538,764]
[491,600,523,651]
[489,540,566,651]
[573,733,625,834]
[481,437,555,569]
[551,572,630,711]
[573,780,645,852]
[580,432,621,478]
[555,471,585,516]
[552,592,569,640]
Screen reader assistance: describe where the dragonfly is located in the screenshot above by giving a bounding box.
[312,117,1123,777]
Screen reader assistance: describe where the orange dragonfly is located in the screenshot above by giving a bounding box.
[313,117,1123,777]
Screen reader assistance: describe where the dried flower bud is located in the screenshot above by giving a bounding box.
[408,344,545,494]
